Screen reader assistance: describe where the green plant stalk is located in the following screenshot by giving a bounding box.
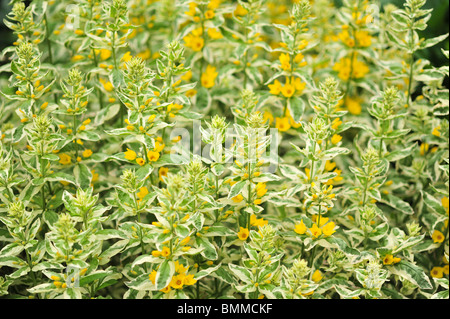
[91,48,105,111]
[309,141,317,183]
[309,204,322,273]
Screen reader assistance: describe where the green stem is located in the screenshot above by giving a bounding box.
[406,51,415,108]
[309,141,317,183]
[246,163,252,230]
[91,48,105,110]
[73,115,78,159]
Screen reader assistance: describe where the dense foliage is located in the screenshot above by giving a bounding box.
[0,0,448,299]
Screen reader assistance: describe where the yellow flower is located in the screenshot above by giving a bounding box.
[294,220,307,235]
[208,0,221,10]
[170,274,186,289]
[420,142,429,156]
[232,194,244,203]
[430,267,444,278]
[312,215,329,227]
[137,187,149,200]
[181,70,193,81]
[286,109,302,128]
[337,30,355,47]
[160,285,171,293]
[121,51,132,63]
[346,97,362,115]
[268,80,282,95]
[201,65,218,88]
[281,78,295,98]
[205,10,215,19]
[322,221,336,237]
[183,33,204,52]
[185,1,197,16]
[161,246,171,258]
[179,236,191,247]
[432,126,441,137]
[331,134,342,145]
[99,78,114,92]
[279,53,291,71]
[250,214,268,227]
[234,3,248,16]
[263,111,274,125]
[154,141,165,152]
[309,224,322,238]
[355,30,372,47]
[432,230,445,243]
[312,270,323,282]
[124,148,137,161]
[99,49,112,60]
[137,49,151,60]
[325,161,336,172]
[159,167,169,182]
[333,56,369,81]
[292,77,306,93]
[186,89,197,97]
[183,274,197,286]
[383,254,394,265]
[207,28,223,40]
[91,170,99,183]
[136,158,146,166]
[237,227,249,240]
[147,150,160,162]
[442,197,449,214]
[275,117,291,132]
[149,270,157,284]
[331,118,342,130]
[82,149,93,158]
[58,153,71,165]
[255,182,267,197]
[71,55,84,62]
[294,52,305,64]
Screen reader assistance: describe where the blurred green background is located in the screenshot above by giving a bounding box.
[0,0,448,78]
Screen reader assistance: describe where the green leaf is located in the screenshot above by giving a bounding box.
[384,143,416,161]
[196,236,218,260]
[228,263,253,284]
[202,225,235,237]
[155,259,175,290]
[379,194,414,215]
[387,260,432,290]
[228,180,247,200]
[79,272,110,287]
[74,163,92,189]
[94,103,121,126]
[287,97,305,123]
[421,191,447,216]
[194,263,221,280]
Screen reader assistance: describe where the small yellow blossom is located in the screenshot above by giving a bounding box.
[159,167,169,182]
[331,134,342,145]
[432,230,445,243]
[137,187,149,200]
[82,149,93,158]
[275,117,291,132]
[312,270,323,282]
[201,65,218,88]
[294,220,307,235]
[124,148,137,161]
[136,158,146,166]
[58,153,71,165]
[430,267,444,278]
[147,150,160,162]
[237,227,249,240]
